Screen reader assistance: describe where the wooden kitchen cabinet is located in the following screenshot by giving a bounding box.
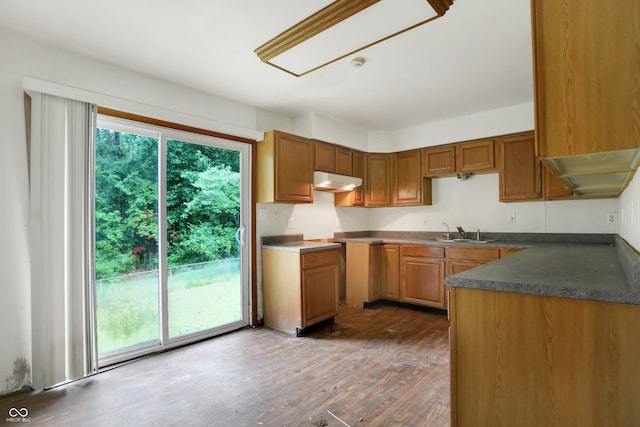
[446,246,500,276]
[532,0,640,158]
[456,138,495,173]
[335,147,353,176]
[315,141,354,176]
[449,287,640,426]
[393,149,432,206]
[499,247,523,258]
[258,130,314,203]
[400,245,446,309]
[422,145,456,177]
[383,244,400,300]
[346,242,384,308]
[498,131,575,202]
[365,153,393,207]
[262,247,339,335]
[314,141,335,173]
[498,132,541,201]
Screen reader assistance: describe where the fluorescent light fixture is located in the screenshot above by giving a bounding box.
[255,0,454,77]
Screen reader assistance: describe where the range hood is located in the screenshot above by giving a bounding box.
[544,148,640,197]
[313,171,362,193]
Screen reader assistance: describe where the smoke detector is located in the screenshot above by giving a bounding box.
[350,57,366,68]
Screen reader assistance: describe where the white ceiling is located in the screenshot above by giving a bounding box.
[0,0,534,131]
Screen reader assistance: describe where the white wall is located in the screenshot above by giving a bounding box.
[368,174,618,234]
[618,174,640,248]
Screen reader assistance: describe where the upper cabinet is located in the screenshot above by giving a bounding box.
[335,147,353,176]
[314,141,335,173]
[498,131,574,202]
[531,0,640,196]
[315,141,354,176]
[457,139,495,173]
[365,153,393,207]
[422,139,496,177]
[394,149,432,206]
[422,145,456,177]
[498,132,541,201]
[258,130,314,204]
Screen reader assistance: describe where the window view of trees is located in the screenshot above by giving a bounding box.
[95,130,241,280]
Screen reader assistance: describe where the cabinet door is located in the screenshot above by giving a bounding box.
[422,145,456,176]
[335,147,353,176]
[498,132,541,201]
[394,149,431,206]
[383,244,400,300]
[532,0,640,158]
[447,260,485,276]
[365,153,393,206]
[401,257,446,308]
[315,141,335,173]
[457,139,495,173]
[302,263,338,327]
[275,132,314,203]
[352,151,365,205]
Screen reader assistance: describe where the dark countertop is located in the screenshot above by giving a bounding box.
[334,231,640,305]
[261,234,341,253]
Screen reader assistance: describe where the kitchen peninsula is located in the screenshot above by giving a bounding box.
[444,235,640,426]
[335,231,640,425]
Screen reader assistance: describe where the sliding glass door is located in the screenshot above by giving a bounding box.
[94,116,250,365]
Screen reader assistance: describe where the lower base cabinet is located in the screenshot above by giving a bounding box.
[449,287,640,426]
[400,245,446,309]
[263,247,339,335]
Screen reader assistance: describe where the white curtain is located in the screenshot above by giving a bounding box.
[29,93,97,389]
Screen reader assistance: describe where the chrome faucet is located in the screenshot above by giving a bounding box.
[442,221,450,240]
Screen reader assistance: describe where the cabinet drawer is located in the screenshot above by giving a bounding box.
[302,248,339,269]
[500,247,524,258]
[447,247,500,262]
[401,245,445,259]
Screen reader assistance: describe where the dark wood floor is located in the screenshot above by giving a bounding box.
[1,303,450,426]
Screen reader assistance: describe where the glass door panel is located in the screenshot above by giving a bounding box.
[95,128,160,355]
[166,139,243,338]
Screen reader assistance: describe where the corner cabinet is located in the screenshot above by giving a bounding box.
[394,149,432,206]
[262,247,339,335]
[258,130,314,204]
[365,153,393,207]
[497,131,574,202]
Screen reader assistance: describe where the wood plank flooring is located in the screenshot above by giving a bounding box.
[0,303,450,426]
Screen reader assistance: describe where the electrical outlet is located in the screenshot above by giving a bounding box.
[509,212,517,224]
[607,213,617,224]
[287,218,294,229]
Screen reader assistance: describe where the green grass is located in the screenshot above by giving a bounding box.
[96,259,242,354]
